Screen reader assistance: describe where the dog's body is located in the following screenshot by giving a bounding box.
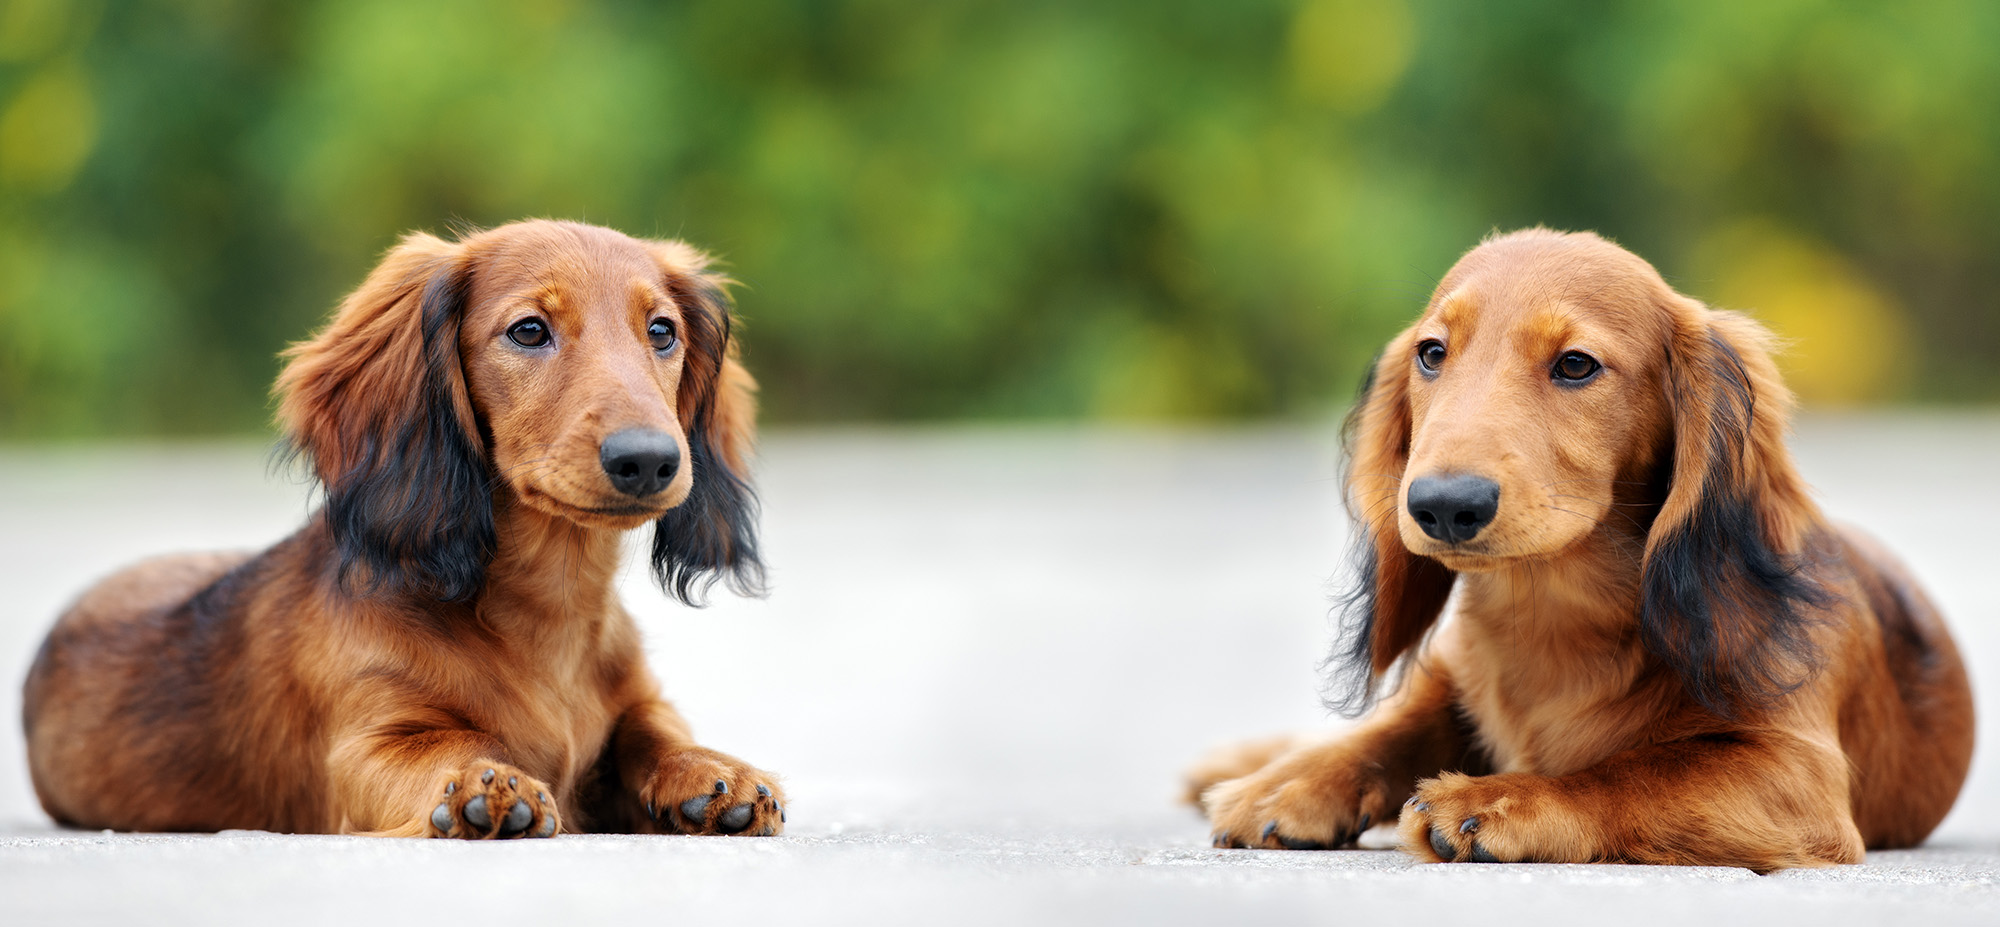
[25,220,783,838]
[1192,229,1973,870]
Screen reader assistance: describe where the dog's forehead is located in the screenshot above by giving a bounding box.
[465,222,665,310]
[1429,232,1666,334]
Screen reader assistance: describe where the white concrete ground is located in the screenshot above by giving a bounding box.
[2,417,1996,925]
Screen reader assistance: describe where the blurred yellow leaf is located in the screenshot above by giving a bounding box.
[0,60,96,193]
[1288,0,1415,114]
[1694,220,1910,406]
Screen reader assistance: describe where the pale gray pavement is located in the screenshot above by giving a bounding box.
[2,417,1997,925]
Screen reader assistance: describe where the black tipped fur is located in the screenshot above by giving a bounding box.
[320,269,496,603]
[649,279,765,606]
[1323,352,1406,716]
[1323,534,1386,716]
[1640,333,1831,718]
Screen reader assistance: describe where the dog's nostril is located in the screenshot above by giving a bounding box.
[1453,511,1481,527]
[618,462,639,478]
[656,462,672,479]
[1416,512,1438,527]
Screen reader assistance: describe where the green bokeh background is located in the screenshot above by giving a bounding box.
[3,0,1997,436]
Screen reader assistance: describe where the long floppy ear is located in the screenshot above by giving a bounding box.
[1325,331,1456,713]
[275,232,492,602]
[648,240,765,605]
[1639,303,1830,716]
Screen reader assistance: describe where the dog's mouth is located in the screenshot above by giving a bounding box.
[1424,547,1513,572]
[520,481,678,527]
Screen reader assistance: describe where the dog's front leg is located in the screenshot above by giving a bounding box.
[1399,731,1863,870]
[609,699,786,836]
[1200,659,1482,849]
[327,720,560,839]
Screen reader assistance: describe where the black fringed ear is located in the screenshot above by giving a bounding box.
[647,246,765,606]
[1638,309,1831,717]
[1323,341,1457,715]
[651,421,763,605]
[277,235,493,603]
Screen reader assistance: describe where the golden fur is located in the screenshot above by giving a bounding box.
[25,220,782,838]
[1190,228,1974,870]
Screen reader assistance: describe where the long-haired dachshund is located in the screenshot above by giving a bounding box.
[24,219,785,838]
[1189,228,1973,870]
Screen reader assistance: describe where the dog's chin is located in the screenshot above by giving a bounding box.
[1411,532,1588,573]
[1421,548,1513,573]
[519,484,680,531]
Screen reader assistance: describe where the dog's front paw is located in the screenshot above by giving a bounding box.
[429,764,559,839]
[1203,742,1391,850]
[1398,772,1585,863]
[639,746,785,836]
[1183,733,1300,807]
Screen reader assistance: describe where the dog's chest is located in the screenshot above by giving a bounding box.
[1450,624,1654,777]
[467,625,626,797]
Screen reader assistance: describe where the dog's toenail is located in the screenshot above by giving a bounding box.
[756,784,770,799]
[1358,813,1371,831]
[646,800,656,819]
[1469,841,1500,863]
[482,769,495,785]
[1414,801,1430,813]
[1428,826,1455,861]
[539,792,550,804]
[714,780,728,794]
[431,803,454,834]
[501,799,533,835]
[508,776,517,789]
[464,795,493,829]
[680,795,711,824]
[1404,796,1418,808]
[1459,817,1480,835]
[717,803,755,834]
[780,810,787,824]
[445,782,456,796]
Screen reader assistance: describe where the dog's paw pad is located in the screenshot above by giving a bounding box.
[640,747,785,836]
[716,803,755,834]
[678,794,711,823]
[429,763,557,840]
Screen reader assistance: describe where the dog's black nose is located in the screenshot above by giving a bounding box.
[1406,474,1500,543]
[599,428,681,498]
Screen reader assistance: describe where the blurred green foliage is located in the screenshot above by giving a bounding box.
[3,0,1998,435]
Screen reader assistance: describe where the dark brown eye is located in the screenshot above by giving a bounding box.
[1554,351,1601,383]
[506,318,550,348]
[1416,339,1447,374]
[647,317,677,353]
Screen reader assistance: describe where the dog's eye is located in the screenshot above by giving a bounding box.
[647,317,677,354]
[1416,339,1447,374]
[1553,351,1601,383]
[506,318,551,349]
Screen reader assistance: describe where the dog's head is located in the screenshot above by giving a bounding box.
[277,219,762,605]
[1334,228,1827,715]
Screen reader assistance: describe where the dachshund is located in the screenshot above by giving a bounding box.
[23,219,785,839]
[1188,228,1973,870]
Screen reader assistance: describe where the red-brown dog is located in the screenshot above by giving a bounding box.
[25,219,783,838]
[1189,228,1973,870]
